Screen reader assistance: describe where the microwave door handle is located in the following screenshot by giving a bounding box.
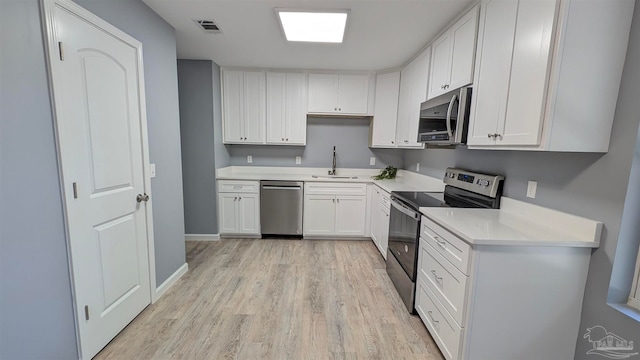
[446,94,458,140]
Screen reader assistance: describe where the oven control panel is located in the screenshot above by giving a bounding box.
[444,168,504,198]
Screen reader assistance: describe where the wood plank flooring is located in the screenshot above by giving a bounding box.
[95,239,444,360]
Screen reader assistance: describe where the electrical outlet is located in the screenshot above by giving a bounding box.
[149,164,156,178]
[527,181,538,198]
[416,163,420,172]
[370,157,376,166]
[295,156,301,165]
[247,155,253,164]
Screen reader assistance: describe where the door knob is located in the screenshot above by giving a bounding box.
[136,193,150,202]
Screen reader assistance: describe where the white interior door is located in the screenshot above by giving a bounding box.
[44,1,153,358]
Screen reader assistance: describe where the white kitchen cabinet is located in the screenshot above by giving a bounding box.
[266,72,307,145]
[308,74,370,115]
[222,70,266,144]
[370,71,401,148]
[416,215,595,360]
[396,47,430,148]
[304,183,368,237]
[428,6,479,100]
[369,185,391,258]
[468,0,633,152]
[217,180,260,236]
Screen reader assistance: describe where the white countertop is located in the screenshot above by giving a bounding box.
[420,198,602,248]
[216,166,445,193]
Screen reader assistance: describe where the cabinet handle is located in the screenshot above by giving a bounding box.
[427,311,439,324]
[434,236,446,248]
[487,133,495,139]
[338,108,341,111]
[391,141,394,144]
[431,269,443,281]
[238,197,242,201]
[334,107,338,111]
[496,134,503,140]
[234,196,238,201]
[286,138,289,141]
[337,198,340,203]
[282,138,285,141]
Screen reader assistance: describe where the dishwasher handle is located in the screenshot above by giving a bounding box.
[262,185,302,190]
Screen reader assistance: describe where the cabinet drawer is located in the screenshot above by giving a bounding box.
[379,190,391,210]
[419,238,469,326]
[305,182,367,196]
[416,279,462,360]
[421,216,471,275]
[218,180,260,194]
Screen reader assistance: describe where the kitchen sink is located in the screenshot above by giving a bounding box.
[311,175,359,179]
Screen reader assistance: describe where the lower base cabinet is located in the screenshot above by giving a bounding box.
[218,181,260,236]
[303,182,367,237]
[417,216,592,360]
[370,185,391,258]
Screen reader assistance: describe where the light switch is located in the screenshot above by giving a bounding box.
[247,155,253,164]
[370,157,376,166]
[150,164,156,178]
[295,156,301,165]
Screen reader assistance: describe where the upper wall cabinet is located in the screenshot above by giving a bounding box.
[370,71,401,148]
[467,0,634,152]
[222,70,266,144]
[396,47,431,148]
[266,72,307,145]
[427,5,479,100]
[308,74,370,115]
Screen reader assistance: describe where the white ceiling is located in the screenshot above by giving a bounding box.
[142,0,475,71]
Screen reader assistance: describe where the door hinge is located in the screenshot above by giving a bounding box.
[58,42,64,61]
[84,305,89,320]
[72,182,78,199]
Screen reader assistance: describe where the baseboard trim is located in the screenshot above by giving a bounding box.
[185,234,221,241]
[153,262,188,303]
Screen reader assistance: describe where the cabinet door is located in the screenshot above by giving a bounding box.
[266,72,286,144]
[500,0,556,146]
[403,47,431,148]
[304,195,336,236]
[335,196,367,237]
[428,32,451,100]
[396,64,414,146]
[371,72,400,147]
[370,189,381,242]
[243,71,266,144]
[285,73,307,145]
[238,194,260,235]
[467,0,518,146]
[308,74,338,113]
[337,75,369,114]
[222,71,244,143]
[449,6,479,91]
[219,193,239,234]
[379,205,390,259]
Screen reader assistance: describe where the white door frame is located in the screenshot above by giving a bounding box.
[40,0,159,357]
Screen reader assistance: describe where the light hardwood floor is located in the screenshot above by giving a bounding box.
[95,239,444,360]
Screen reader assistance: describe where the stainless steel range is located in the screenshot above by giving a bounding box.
[386,167,504,313]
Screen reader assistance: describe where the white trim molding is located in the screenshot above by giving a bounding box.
[153,263,188,303]
[185,234,221,241]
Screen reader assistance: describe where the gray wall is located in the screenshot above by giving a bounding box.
[73,0,186,285]
[0,1,79,358]
[404,2,640,355]
[178,60,217,234]
[1,0,185,358]
[228,117,404,170]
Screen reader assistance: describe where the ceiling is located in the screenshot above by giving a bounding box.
[142,0,475,71]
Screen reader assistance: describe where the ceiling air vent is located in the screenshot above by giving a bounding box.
[195,19,222,33]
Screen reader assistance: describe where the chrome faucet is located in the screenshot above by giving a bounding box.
[328,146,337,175]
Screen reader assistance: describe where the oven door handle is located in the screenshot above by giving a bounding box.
[446,94,458,140]
[391,200,420,220]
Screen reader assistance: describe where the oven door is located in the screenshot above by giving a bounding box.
[387,198,421,281]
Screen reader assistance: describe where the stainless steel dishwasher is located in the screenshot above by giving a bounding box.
[260,181,303,237]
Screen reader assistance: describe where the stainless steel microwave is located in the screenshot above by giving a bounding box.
[417,87,472,145]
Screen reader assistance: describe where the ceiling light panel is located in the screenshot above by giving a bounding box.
[276,9,348,43]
